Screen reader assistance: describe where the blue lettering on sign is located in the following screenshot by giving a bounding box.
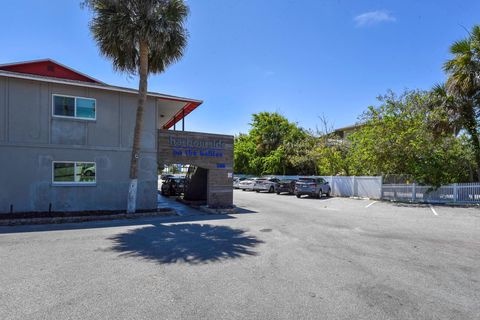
[216,163,226,168]
[172,148,224,158]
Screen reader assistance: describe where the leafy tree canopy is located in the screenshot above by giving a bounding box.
[347,90,474,185]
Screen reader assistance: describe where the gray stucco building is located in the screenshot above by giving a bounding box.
[0,59,233,214]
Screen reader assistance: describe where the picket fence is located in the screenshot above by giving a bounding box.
[382,183,480,204]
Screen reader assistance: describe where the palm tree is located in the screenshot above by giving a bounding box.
[429,84,461,137]
[83,0,189,212]
[443,25,480,180]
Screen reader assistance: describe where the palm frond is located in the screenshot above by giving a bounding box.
[449,39,471,55]
[84,0,189,74]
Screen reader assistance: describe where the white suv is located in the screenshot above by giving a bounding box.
[253,178,280,193]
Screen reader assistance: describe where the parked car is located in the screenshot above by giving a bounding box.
[233,177,247,189]
[82,165,96,177]
[160,173,174,181]
[276,179,297,195]
[253,177,280,193]
[160,177,186,196]
[239,178,258,191]
[295,177,331,198]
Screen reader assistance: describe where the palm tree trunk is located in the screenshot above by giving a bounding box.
[463,104,480,181]
[127,41,149,213]
[468,129,480,181]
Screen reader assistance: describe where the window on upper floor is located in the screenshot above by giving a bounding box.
[53,95,96,120]
[52,161,96,185]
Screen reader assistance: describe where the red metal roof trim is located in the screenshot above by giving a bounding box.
[0,59,102,84]
[0,59,203,126]
[163,101,202,129]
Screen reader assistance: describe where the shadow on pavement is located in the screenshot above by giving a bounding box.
[233,207,257,214]
[391,201,480,209]
[108,223,263,265]
[0,213,236,234]
[296,196,333,200]
[390,202,430,208]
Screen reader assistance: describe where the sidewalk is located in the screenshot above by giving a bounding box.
[157,193,205,217]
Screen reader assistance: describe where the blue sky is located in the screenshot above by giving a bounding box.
[0,0,479,134]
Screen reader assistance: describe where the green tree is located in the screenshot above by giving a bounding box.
[285,132,318,175]
[443,25,480,180]
[234,112,317,175]
[262,147,286,175]
[315,141,351,176]
[249,112,300,156]
[428,84,461,138]
[233,134,256,174]
[313,116,352,176]
[83,0,189,212]
[347,90,474,185]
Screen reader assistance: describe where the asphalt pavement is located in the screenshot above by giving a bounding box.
[1,190,479,320]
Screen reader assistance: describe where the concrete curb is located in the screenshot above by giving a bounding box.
[383,199,480,207]
[199,205,236,215]
[0,209,178,226]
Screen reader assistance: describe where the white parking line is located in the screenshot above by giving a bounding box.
[365,201,378,208]
[429,204,438,216]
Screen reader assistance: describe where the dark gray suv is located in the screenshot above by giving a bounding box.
[295,177,331,198]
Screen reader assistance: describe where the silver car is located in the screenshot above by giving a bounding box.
[233,177,247,189]
[253,177,280,193]
[295,177,331,198]
[239,178,257,191]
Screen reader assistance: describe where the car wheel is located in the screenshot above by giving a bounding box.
[317,191,322,199]
[269,186,274,193]
[296,194,301,198]
[276,191,280,195]
[326,190,331,197]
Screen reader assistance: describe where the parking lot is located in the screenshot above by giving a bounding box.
[1,190,479,320]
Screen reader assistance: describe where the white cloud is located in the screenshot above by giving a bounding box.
[263,70,275,78]
[354,10,396,27]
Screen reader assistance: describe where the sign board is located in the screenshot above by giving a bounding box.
[158,130,233,171]
[158,130,234,207]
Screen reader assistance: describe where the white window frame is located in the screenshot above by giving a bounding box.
[52,94,97,121]
[52,161,97,186]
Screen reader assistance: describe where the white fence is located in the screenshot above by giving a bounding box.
[382,183,480,204]
[321,176,383,199]
[237,173,480,203]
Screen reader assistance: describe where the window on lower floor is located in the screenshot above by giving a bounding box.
[53,161,96,184]
[53,95,96,120]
